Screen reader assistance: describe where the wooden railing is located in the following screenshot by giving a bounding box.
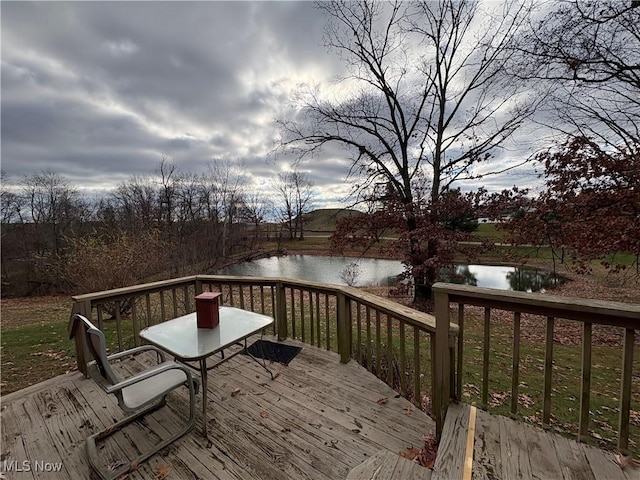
[70,275,458,432]
[433,282,640,454]
[69,275,638,450]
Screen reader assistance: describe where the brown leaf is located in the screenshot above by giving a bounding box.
[260,411,269,418]
[403,405,413,416]
[377,397,389,405]
[273,372,281,379]
[399,446,420,461]
[615,453,640,470]
[154,465,172,479]
[231,387,241,397]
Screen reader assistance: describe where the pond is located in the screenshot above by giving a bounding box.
[220,255,563,292]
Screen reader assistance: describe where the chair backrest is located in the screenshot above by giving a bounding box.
[72,314,120,386]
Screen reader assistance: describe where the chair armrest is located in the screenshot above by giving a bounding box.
[106,345,166,363]
[105,361,191,394]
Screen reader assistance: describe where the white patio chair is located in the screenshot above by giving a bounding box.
[69,314,198,480]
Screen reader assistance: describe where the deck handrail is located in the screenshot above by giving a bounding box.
[432,282,639,454]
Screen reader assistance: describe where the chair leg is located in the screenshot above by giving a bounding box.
[86,381,197,480]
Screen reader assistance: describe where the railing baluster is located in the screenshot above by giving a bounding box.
[300,289,306,342]
[578,321,592,441]
[365,307,371,370]
[399,320,406,395]
[511,311,521,418]
[315,292,321,348]
[324,293,330,350]
[618,327,634,454]
[183,286,190,313]
[413,326,420,408]
[386,315,393,387]
[356,304,362,363]
[115,301,123,351]
[456,303,464,401]
[276,282,287,340]
[309,290,315,346]
[239,285,245,309]
[482,307,491,410]
[290,288,296,339]
[543,316,555,428]
[132,298,139,346]
[160,291,166,323]
[375,311,381,377]
[146,294,152,327]
[172,288,178,318]
[96,304,104,331]
[228,285,235,306]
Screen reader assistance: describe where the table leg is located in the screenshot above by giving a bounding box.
[199,358,208,438]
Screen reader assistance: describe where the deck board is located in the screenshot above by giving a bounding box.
[1,336,435,480]
[3,337,634,480]
[433,402,640,480]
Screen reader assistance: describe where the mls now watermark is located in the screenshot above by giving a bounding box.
[2,460,64,473]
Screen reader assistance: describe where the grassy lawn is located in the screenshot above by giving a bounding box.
[1,296,75,393]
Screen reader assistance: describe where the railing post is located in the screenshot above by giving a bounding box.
[69,299,92,377]
[433,288,451,440]
[337,292,352,363]
[276,282,288,341]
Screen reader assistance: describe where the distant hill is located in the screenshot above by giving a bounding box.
[303,208,362,233]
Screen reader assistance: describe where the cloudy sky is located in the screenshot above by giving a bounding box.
[2,1,543,209]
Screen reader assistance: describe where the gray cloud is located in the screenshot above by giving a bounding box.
[2,1,542,209]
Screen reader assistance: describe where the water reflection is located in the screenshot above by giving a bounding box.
[221,255,562,292]
[444,264,562,292]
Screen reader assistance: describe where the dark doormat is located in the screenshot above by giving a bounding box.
[243,340,302,365]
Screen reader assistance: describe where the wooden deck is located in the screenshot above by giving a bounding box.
[1,337,435,480]
[2,337,637,480]
[433,403,640,480]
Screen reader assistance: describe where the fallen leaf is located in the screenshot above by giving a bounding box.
[260,411,269,418]
[154,465,172,479]
[403,405,413,416]
[377,397,389,405]
[399,446,421,461]
[273,372,281,379]
[615,453,640,470]
[231,388,241,397]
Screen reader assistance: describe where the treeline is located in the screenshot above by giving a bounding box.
[0,159,314,297]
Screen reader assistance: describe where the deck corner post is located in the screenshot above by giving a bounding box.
[337,291,352,364]
[69,299,92,377]
[433,285,451,440]
[276,281,288,341]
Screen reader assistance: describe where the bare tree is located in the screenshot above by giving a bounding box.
[20,170,88,254]
[1,171,24,225]
[241,191,273,249]
[514,0,640,152]
[278,0,538,298]
[109,175,158,235]
[274,170,314,240]
[203,159,248,258]
[157,157,180,227]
